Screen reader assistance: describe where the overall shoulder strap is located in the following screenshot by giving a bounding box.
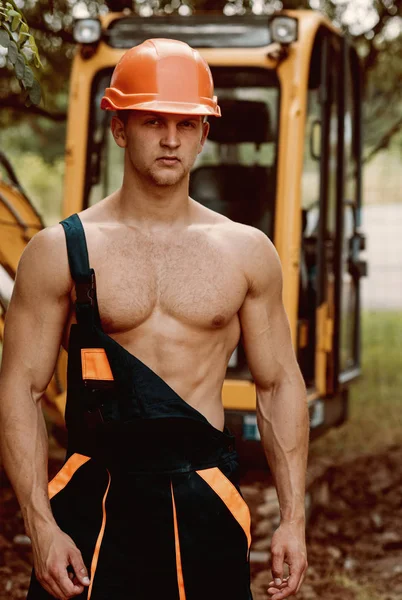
[60,213,91,280]
[60,213,102,330]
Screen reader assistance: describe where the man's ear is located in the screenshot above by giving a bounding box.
[198,121,210,154]
[110,115,127,148]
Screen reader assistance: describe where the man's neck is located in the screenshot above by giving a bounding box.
[114,172,193,232]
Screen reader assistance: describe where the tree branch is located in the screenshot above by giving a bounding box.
[28,19,74,44]
[364,84,402,124]
[0,96,66,121]
[363,114,402,164]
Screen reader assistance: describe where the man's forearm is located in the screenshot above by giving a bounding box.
[256,378,310,523]
[0,384,55,537]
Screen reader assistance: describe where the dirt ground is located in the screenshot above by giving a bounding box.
[1,444,402,600]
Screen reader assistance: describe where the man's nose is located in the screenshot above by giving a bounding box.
[160,123,180,148]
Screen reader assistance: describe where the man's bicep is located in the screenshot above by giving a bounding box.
[1,227,72,401]
[239,286,295,391]
[239,232,297,390]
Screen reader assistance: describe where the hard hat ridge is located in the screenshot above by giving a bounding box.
[101,38,221,117]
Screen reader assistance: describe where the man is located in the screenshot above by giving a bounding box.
[0,39,309,600]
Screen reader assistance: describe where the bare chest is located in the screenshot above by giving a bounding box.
[71,228,247,333]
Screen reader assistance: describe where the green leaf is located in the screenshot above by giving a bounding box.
[15,54,25,79]
[11,14,20,31]
[8,39,17,64]
[29,35,37,50]
[23,64,34,88]
[0,28,10,49]
[29,79,41,105]
[8,9,20,18]
[20,22,28,34]
[19,31,30,46]
[29,34,42,64]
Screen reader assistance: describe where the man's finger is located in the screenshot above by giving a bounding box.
[295,564,308,594]
[38,574,66,600]
[268,577,289,586]
[53,565,85,598]
[69,549,91,586]
[268,560,306,600]
[267,581,288,597]
[270,545,285,586]
[269,580,298,600]
[279,559,305,598]
[39,567,76,600]
[267,576,289,594]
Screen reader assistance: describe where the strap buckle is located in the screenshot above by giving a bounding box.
[75,272,96,306]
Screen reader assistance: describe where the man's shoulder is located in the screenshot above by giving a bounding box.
[209,217,276,257]
[17,223,72,295]
[24,222,67,259]
[203,217,280,290]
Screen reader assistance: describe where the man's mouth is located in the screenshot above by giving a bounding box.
[157,156,180,165]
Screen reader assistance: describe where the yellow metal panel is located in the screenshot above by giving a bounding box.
[0,180,43,274]
[298,320,309,349]
[222,380,256,410]
[315,302,328,395]
[273,55,308,345]
[272,10,341,347]
[324,318,334,353]
[272,10,340,349]
[53,392,67,420]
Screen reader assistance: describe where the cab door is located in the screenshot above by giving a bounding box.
[299,31,365,401]
[299,31,340,395]
[335,44,366,386]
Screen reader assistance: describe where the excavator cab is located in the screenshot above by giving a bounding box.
[0,11,367,462]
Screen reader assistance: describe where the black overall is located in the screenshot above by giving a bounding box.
[27,213,253,600]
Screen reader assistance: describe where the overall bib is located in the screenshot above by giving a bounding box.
[27,213,253,600]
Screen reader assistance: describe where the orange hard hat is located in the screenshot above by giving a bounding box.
[101,38,221,117]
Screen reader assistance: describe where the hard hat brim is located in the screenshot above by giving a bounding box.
[101,91,221,118]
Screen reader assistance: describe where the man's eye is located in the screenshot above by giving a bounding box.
[181,121,196,128]
[146,119,160,125]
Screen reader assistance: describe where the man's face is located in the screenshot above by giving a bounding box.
[111,111,209,187]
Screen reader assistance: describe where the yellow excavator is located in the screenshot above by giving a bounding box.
[0,8,367,462]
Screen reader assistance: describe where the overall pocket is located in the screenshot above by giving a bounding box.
[81,348,119,427]
[195,466,252,554]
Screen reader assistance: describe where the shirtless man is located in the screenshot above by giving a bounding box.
[0,39,309,600]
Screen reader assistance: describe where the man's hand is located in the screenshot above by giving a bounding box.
[31,524,90,599]
[266,521,308,599]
